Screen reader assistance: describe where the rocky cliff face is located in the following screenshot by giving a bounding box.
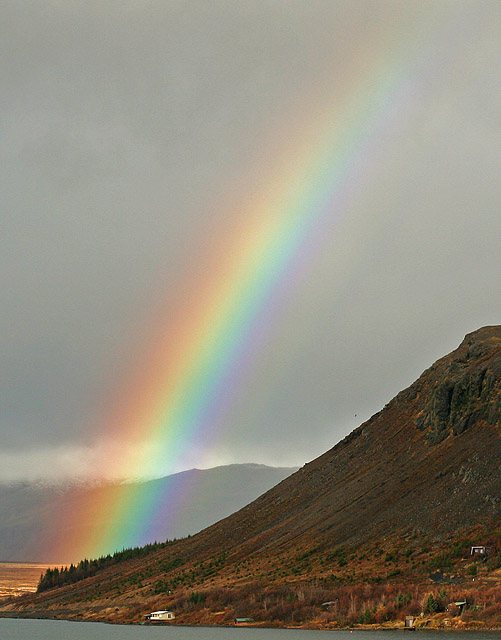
[413,327,500,442]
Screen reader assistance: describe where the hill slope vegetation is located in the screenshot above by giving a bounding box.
[2,326,500,628]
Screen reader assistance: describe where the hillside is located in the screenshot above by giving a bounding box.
[2,326,500,628]
[0,464,297,562]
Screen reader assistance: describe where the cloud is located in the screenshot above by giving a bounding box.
[0,438,174,484]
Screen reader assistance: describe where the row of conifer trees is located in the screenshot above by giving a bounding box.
[37,541,168,592]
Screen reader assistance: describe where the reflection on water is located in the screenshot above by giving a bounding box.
[0,563,53,599]
[0,619,500,640]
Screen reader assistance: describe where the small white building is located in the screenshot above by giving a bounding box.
[145,610,175,621]
[470,546,486,555]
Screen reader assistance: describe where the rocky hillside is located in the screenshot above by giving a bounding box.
[2,326,500,627]
[166,325,500,555]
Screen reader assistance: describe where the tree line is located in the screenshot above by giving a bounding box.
[37,541,169,592]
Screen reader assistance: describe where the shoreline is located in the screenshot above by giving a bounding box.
[1,610,500,632]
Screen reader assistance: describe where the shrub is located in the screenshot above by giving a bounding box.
[424,593,444,614]
[429,553,452,569]
[188,591,206,605]
[358,608,373,624]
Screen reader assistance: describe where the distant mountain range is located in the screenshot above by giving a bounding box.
[2,326,500,628]
[0,463,297,562]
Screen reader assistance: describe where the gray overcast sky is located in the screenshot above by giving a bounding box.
[1,1,500,482]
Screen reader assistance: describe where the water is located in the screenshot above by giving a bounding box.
[0,619,500,640]
[0,562,53,598]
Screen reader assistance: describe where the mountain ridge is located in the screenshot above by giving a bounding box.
[0,463,297,562]
[2,326,500,627]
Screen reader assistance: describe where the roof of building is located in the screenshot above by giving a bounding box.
[149,610,172,615]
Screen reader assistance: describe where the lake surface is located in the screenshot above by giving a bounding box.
[0,562,53,598]
[0,619,500,640]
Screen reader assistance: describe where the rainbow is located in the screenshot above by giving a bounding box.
[49,8,451,562]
